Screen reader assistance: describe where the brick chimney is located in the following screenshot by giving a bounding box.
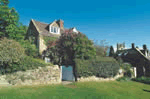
[143,44,147,50]
[132,43,135,49]
[57,19,64,30]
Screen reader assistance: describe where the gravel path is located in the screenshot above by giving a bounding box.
[62,81,73,85]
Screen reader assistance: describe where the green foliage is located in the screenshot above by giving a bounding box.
[75,59,94,77]
[0,38,51,74]
[46,46,60,65]
[19,40,39,58]
[75,56,120,78]
[43,36,58,46]
[47,32,96,65]
[46,32,96,81]
[0,0,19,38]
[0,38,25,74]
[109,46,114,57]
[0,0,28,41]
[94,40,109,57]
[116,76,131,82]
[121,63,133,77]
[132,76,150,84]
[19,56,52,71]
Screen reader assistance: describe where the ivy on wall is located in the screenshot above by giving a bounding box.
[43,36,58,46]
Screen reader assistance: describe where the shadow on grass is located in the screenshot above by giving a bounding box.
[131,78,150,85]
[143,89,150,93]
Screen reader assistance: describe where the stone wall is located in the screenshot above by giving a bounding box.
[0,65,61,86]
[77,74,124,82]
[77,68,137,82]
[77,69,124,82]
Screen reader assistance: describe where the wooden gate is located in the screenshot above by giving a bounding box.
[62,66,75,81]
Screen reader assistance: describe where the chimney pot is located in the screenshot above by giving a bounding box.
[143,44,147,50]
[132,43,135,49]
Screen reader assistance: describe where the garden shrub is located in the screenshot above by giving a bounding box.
[76,56,120,78]
[19,56,53,72]
[0,38,25,74]
[75,59,94,77]
[19,40,39,58]
[43,36,58,46]
[121,63,133,77]
[116,76,131,82]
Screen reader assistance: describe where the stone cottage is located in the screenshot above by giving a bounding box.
[115,43,150,77]
[25,19,79,56]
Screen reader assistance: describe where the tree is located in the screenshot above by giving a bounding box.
[109,46,114,57]
[46,32,96,81]
[94,39,109,57]
[0,38,25,74]
[0,0,19,38]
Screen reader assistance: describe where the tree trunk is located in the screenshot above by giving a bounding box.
[73,64,77,82]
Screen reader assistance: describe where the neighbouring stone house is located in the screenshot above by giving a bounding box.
[25,19,79,58]
[114,43,150,77]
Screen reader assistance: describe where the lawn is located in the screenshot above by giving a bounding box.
[0,81,150,99]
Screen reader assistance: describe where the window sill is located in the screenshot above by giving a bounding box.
[50,32,60,34]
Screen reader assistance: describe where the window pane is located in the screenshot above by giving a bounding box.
[51,27,53,32]
[54,27,57,33]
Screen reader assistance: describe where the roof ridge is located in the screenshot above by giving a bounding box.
[32,19,49,25]
[135,48,150,61]
[31,19,41,33]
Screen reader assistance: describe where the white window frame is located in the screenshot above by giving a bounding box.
[50,26,59,34]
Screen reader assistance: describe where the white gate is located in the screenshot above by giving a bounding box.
[62,66,75,81]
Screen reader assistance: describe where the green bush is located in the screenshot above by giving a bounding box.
[76,56,120,78]
[19,40,39,58]
[116,77,131,82]
[43,36,58,46]
[18,56,52,71]
[76,59,94,77]
[0,38,25,74]
[121,63,133,77]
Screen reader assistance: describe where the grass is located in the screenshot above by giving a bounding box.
[0,81,150,99]
[132,76,150,84]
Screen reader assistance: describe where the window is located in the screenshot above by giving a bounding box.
[54,27,57,33]
[51,26,54,32]
[51,26,59,33]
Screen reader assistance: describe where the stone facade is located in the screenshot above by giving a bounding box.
[0,65,61,86]
[39,36,47,55]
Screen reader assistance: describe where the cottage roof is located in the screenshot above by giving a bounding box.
[116,47,150,61]
[31,19,78,37]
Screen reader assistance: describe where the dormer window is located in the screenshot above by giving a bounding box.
[51,26,59,33]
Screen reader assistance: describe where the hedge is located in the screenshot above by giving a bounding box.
[75,56,120,78]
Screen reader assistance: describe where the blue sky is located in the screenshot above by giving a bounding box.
[9,0,150,51]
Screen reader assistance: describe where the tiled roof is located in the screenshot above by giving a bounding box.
[116,48,150,61]
[32,19,79,36]
[32,19,49,34]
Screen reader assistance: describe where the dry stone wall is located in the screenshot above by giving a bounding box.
[77,69,124,82]
[0,65,61,86]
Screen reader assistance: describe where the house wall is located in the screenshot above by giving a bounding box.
[39,36,47,55]
[26,20,39,49]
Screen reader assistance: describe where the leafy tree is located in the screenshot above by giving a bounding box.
[0,0,19,38]
[94,39,109,57]
[46,32,96,81]
[109,46,114,57]
[0,38,25,74]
